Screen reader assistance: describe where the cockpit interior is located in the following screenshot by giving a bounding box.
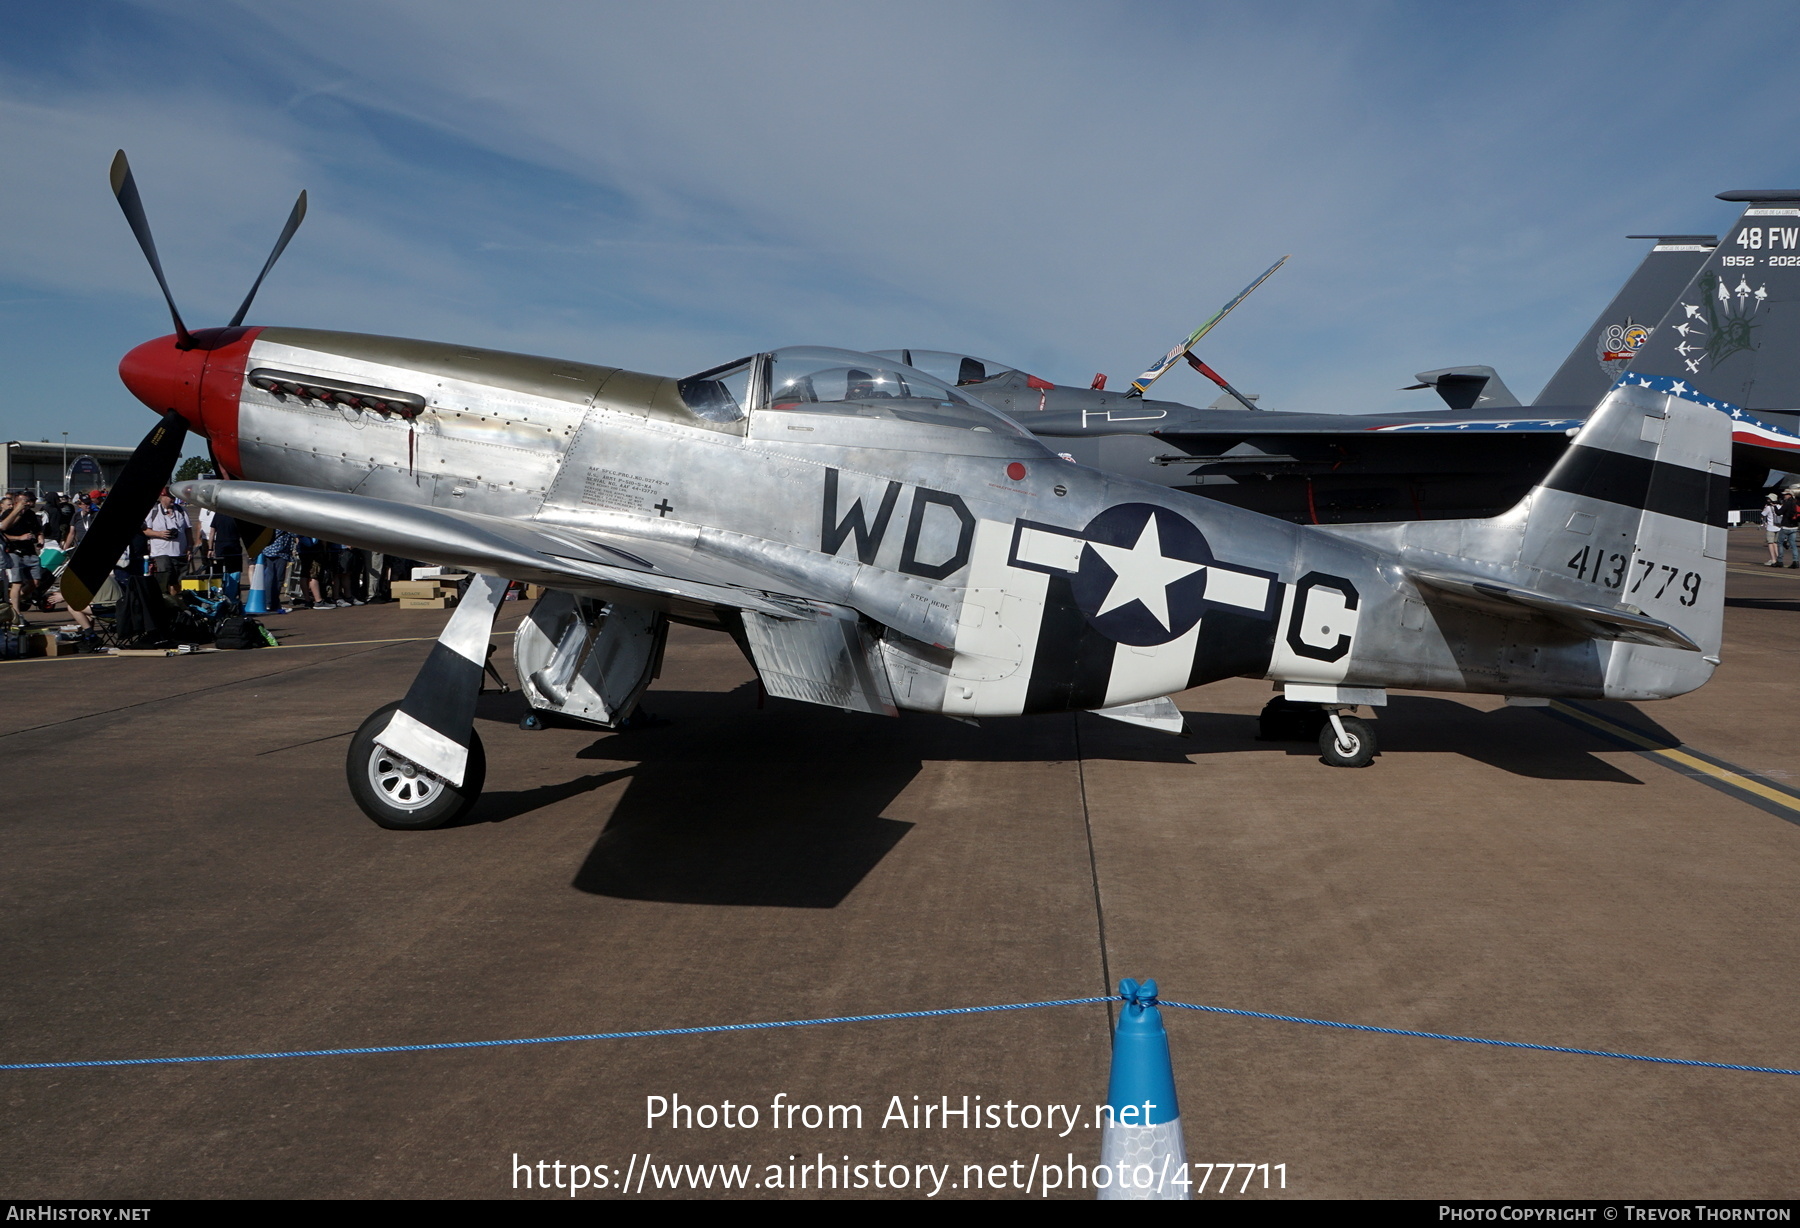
[679,346,1034,437]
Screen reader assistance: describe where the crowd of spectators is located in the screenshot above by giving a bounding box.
[1,486,420,626]
[3,489,94,620]
[1762,486,1800,568]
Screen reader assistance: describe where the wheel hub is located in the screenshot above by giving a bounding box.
[369,745,445,811]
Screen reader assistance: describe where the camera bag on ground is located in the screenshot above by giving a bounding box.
[112,574,175,649]
[213,614,270,650]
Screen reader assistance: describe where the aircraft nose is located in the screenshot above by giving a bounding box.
[119,333,206,426]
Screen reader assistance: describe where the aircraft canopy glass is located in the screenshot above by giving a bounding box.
[765,347,1030,436]
[677,356,756,423]
[869,350,1017,387]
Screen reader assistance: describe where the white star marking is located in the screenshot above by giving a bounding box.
[1670,380,1689,396]
[1086,516,1205,631]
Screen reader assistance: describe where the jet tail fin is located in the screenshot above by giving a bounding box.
[1533,234,1716,408]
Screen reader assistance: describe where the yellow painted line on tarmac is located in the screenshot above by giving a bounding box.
[0,651,116,665]
[268,629,512,650]
[0,628,512,662]
[1547,700,1800,818]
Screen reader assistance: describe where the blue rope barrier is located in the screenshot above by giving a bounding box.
[5,994,1798,1078]
[1158,1000,1800,1077]
[0,996,1120,1071]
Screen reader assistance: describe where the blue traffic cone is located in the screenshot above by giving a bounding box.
[1098,978,1188,1200]
[243,561,268,615]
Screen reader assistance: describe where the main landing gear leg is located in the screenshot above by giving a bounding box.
[347,574,510,829]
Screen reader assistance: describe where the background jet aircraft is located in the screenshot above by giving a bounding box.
[888,225,1800,523]
[1402,234,1718,411]
[74,153,1758,832]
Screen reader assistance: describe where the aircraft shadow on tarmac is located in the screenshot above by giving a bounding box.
[459,685,1651,907]
[466,683,1192,908]
[1150,695,1650,783]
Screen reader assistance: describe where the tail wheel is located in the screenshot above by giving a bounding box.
[346,700,486,829]
[1318,714,1377,768]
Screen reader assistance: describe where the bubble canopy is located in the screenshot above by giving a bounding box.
[868,350,1017,388]
[764,347,1032,436]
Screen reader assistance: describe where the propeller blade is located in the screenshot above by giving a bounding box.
[109,151,193,348]
[60,411,188,611]
[227,190,307,328]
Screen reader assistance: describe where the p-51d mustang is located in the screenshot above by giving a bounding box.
[70,153,1770,830]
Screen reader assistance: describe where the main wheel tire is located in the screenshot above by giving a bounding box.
[1318,714,1377,768]
[346,701,486,829]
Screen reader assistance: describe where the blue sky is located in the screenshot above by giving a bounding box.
[3,0,1800,447]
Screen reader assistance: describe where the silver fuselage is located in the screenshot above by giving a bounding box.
[220,328,1712,714]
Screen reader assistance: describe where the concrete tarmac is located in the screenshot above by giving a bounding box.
[3,533,1798,1200]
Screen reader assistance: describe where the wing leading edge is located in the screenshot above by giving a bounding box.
[174,479,815,620]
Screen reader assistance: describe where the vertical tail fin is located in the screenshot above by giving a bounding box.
[1630,191,1800,408]
[1533,234,1716,408]
[1516,375,1729,662]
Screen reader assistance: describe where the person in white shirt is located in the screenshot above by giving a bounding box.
[143,489,191,597]
[196,505,215,571]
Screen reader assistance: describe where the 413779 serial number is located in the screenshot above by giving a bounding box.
[1566,545,1702,606]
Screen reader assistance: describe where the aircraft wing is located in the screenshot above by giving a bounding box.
[1406,567,1702,652]
[174,479,819,620]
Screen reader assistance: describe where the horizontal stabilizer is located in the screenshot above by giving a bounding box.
[1407,366,1521,410]
[1408,569,1701,652]
[1088,696,1186,734]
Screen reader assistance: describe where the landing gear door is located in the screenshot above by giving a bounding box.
[740,603,899,716]
[514,590,666,727]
